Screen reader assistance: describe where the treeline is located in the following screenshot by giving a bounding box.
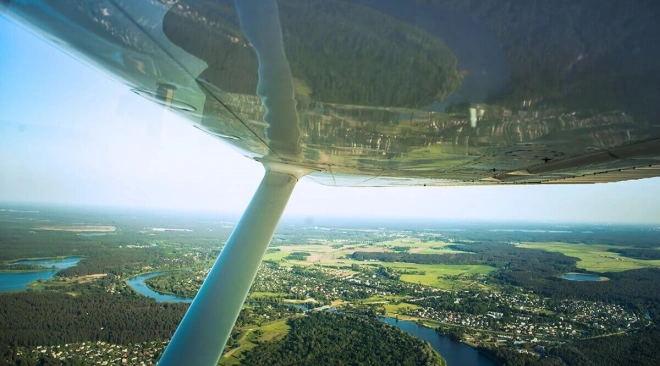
[0,264,42,271]
[608,248,660,260]
[484,327,660,366]
[352,242,576,273]
[352,243,660,310]
[0,228,104,262]
[0,292,187,348]
[284,251,311,261]
[0,207,233,264]
[498,268,660,311]
[241,312,445,365]
[58,248,171,277]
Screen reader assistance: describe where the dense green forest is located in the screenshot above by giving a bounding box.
[485,327,660,366]
[608,248,660,260]
[0,292,188,362]
[241,312,445,366]
[283,251,311,261]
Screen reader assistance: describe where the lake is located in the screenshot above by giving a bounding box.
[126,272,193,303]
[380,318,495,366]
[0,257,81,292]
[562,273,607,281]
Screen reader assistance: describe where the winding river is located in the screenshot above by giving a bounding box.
[127,273,495,365]
[126,272,192,303]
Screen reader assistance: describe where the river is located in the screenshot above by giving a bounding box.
[126,272,192,303]
[380,318,495,366]
[126,273,493,365]
[0,257,82,292]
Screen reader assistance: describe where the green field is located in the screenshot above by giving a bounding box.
[518,242,660,273]
[376,262,496,289]
[249,291,287,299]
[263,242,495,290]
[219,318,292,365]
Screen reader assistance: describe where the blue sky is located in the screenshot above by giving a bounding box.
[2,16,660,224]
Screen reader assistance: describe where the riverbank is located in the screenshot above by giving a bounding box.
[0,257,82,292]
[381,317,495,366]
[1,256,81,273]
[126,272,192,303]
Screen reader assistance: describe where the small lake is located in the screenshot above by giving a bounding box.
[127,272,193,303]
[562,273,606,282]
[380,318,495,366]
[0,257,81,292]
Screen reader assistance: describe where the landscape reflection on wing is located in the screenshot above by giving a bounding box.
[3,0,660,185]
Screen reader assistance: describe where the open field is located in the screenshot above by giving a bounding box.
[265,239,466,263]
[249,291,287,298]
[383,302,422,314]
[377,262,496,289]
[258,319,290,342]
[69,274,108,284]
[219,318,291,365]
[263,243,495,290]
[33,225,116,232]
[518,242,660,273]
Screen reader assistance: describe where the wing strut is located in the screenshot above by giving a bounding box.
[159,165,306,365]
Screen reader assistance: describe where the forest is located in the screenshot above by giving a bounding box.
[485,327,660,366]
[607,248,660,260]
[0,292,188,363]
[241,312,445,366]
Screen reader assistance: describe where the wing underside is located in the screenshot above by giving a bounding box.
[3,0,660,186]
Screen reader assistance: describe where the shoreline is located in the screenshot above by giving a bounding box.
[127,271,194,299]
[1,256,82,273]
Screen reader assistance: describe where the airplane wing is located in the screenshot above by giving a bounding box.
[3,1,660,365]
[4,0,659,187]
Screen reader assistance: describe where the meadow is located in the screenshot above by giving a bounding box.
[517,242,660,273]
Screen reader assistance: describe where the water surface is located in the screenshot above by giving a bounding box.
[562,273,606,281]
[380,318,495,366]
[13,257,82,269]
[127,272,193,303]
[0,257,81,292]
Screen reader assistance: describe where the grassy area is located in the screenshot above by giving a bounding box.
[518,242,660,273]
[258,319,291,342]
[377,262,496,289]
[383,302,422,315]
[265,241,466,266]
[219,318,292,365]
[265,242,496,290]
[249,291,287,298]
[262,250,289,261]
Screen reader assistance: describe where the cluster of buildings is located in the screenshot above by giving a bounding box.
[22,341,167,365]
[406,292,640,341]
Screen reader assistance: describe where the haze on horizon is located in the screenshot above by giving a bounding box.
[2,16,660,225]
